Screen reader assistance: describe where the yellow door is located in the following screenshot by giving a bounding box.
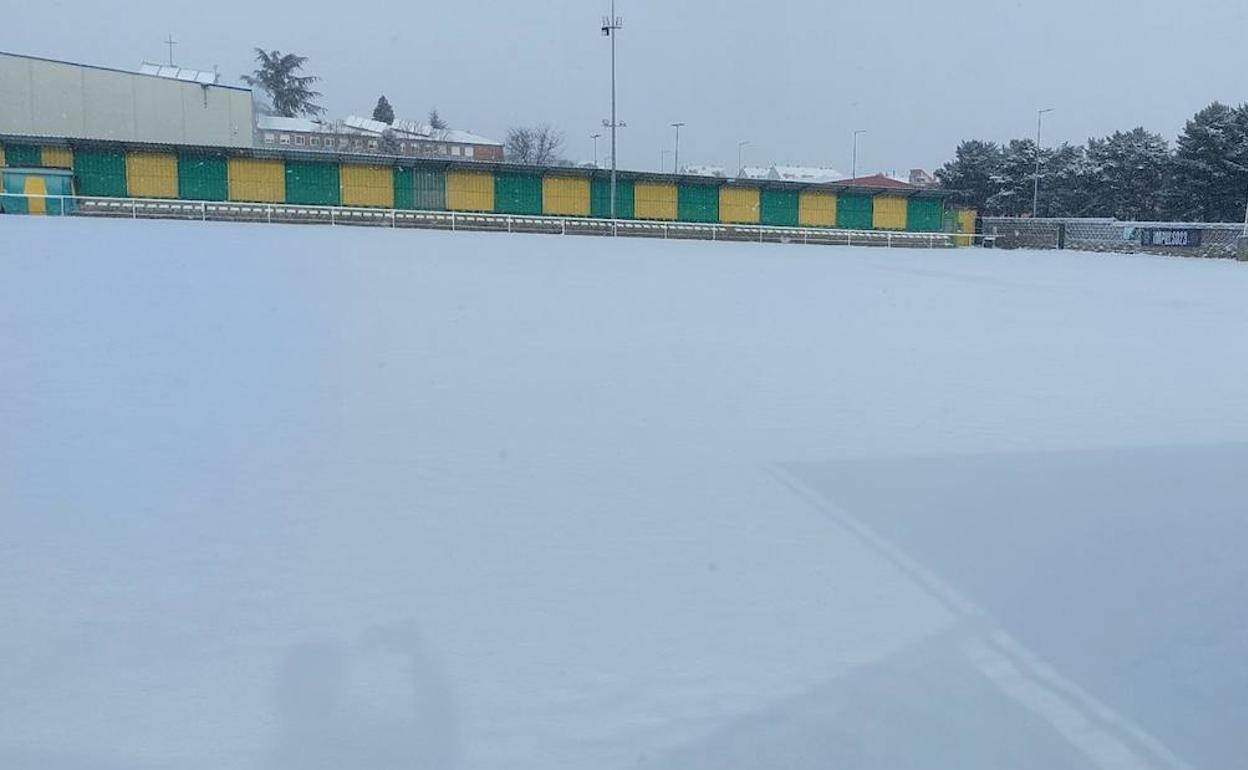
[447,170,495,212]
[799,191,837,227]
[228,158,286,203]
[127,152,179,198]
[341,164,394,208]
[873,195,908,231]
[634,182,677,221]
[720,187,760,224]
[543,176,591,216]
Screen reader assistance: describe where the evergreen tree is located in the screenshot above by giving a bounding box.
[428,108,448,131]
[935,140,1003,211]
[985,139,1041,216]
[242,49,325,118]
[372,95,395,125]
[1042,143,1093,218]
[1165,103,1248,222]
[1084,128,1170,220]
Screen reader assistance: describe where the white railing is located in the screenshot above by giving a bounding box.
[0,193,984,249]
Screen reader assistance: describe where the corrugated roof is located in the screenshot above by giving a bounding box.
[256,115,326,133]
[138,62,219,85]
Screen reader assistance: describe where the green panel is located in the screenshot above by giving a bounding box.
[413,169,447,210]
[285,160,340,206]
[760,188,800,227]
[1,171,29,213]
[591,177,635,219]
[837,193,874,230]
[73,149,128,197]
[494,172,543,215]
[678,182,720,223]
[906,197,944,232]
[394,167,415,210]
[4,144,41,167]
[177,154,228,201]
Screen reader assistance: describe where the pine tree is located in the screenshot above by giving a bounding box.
[1165,103,1248,222]
[372,95,395,125]
[428,108,448,131]
[985,139,1042,217]
[935,140,1003,212]
[1040,143,1093,218]
[1084,128,1170,220]
[242,49,325,118]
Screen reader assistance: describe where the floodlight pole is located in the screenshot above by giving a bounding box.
[671,122,685,174]
[852,129,866,182]
[1034,108,1055,218]
[591,133,601,167]
[602,3,624,220]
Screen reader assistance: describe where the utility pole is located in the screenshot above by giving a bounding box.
[602,2,624,220]
[852,129,866,182]
[165,34,178,66]
[590,133,601,167]
[671,122,685,174]
[1034,108,1055,218]
[738,140,749,177]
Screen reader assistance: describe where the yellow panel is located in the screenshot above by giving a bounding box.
[634,181,677,221]
[27,175,47,215]
[228,157,285,203]
[41,147,74,169]
[958,209,978,247]
[126,152,179,198]
[799,191,837,227]
[341,164,394,208]
[873,195,908,231]
[543,176,590,217]
[447,170,495,212]
[720,186,760,224]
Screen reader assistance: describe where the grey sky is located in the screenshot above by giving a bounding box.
[7,0,1248,175]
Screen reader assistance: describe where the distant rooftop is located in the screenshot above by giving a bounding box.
[834,173,917,190]
[138,62,220,85]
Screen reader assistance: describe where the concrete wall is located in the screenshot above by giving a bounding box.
[0,52,253,148]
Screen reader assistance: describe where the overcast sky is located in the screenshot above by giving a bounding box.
[6,0,1248,175]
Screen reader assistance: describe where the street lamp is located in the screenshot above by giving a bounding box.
[601,2,624,220]
[590,133,601,167]
[671,122,685,174]
[738,140,749,177]
[1033,108,1055,218]
[851,129,867,181]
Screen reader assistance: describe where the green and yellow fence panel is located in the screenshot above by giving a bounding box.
[1,169,74,214]
[341,164,394,208]
[760,188,800,227]
[678,182,720,223]
[285,160,340,206]
[447,170,495,212]
[126,152,179,198]
[634,181,677,221]
[495,172,544,215]
[798,191,837,227]
[590,177,635,219]
[394,167,415,210]
[543,175,591,217]
[3,143,41,167]
[228,157,285,203]
[74,148,128,197]
[906,197,944,232]
[41,147,73,169]
[838,193,874,230]
[873,195,908,231]
[720,186,761,225]
[178,154,228,201]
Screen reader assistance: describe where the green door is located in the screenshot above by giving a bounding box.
[678,182,720,223]
[413,169,447,210]
[760,188,800,227]
[907,197,944,232]
[591,177,635,219]
[838,193,874,230]
[178,154,229,201]
[73,149,128,197]
[3,144,42,167]
[495,172,543,215]
[285,160,340,206]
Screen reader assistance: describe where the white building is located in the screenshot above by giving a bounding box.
[254,114,504,161]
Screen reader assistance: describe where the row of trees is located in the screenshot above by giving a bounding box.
[937,103,1248,223]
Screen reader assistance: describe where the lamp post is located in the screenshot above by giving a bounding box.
[601,2,624,220]
[671,122,685,174]
[738,140,749,177]
[851,129,866,182]
[590,133,601,167]
[1033,108,1055,218]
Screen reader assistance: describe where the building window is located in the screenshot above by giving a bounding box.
[339,138,349,149]
[310,136,320,147]
[465,146,474,158]
[451,146,462,156]
[263,132,275,144]
[280,134,291,145]
[439,144,448,155]
[294,135,305,146]
[368,140,379,150]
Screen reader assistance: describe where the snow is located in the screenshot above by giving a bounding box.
[3,217,1248,770]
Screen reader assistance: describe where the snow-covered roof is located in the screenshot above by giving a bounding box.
[345,116,503,147]
[138,62,219,85]
[770,166,844,184]
[681,165,727,178]
[256,115,326,133]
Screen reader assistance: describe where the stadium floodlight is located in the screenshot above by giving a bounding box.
[671,122,685,174]
[601,2,624,221]
[852,129,867,182]
[1034,108,1056,218]
[590,133,601,167]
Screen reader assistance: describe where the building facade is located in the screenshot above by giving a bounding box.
[255,115,504,162]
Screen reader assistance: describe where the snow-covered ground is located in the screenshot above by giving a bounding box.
[3,217,1247,770]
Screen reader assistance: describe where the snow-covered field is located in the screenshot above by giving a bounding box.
[3,216,1248,770]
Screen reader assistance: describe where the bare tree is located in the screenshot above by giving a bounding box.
[505,125,565,165]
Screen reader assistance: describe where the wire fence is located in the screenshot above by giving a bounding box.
[0,193,985,250]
